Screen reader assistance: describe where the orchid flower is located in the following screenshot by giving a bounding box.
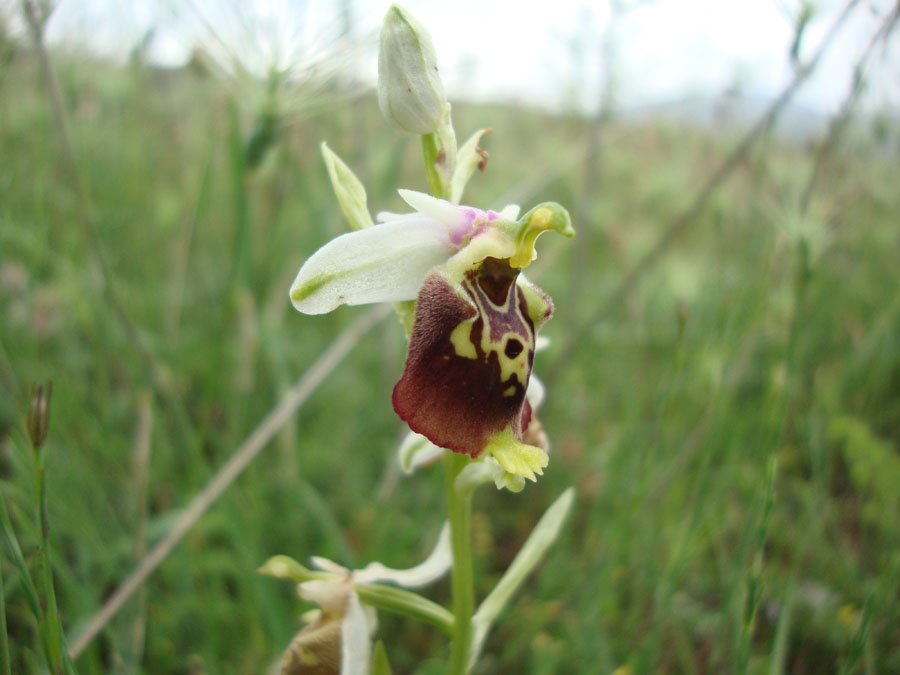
[262,524,451,675]
[290,189,573,481]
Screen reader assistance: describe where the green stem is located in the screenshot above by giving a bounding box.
[737,241,809,674]
[33,449,76,675]
[421,133,446,199]
[0,537,10,675]
[356,584,454,636]
[0,494,41,618]
[445,452,473,674]
[228,99,250,292]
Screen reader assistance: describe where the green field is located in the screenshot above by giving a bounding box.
[2,33,899,674]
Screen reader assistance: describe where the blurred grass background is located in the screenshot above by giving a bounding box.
[1,4,900,673]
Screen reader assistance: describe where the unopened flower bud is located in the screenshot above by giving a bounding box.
[377,5,447,134]
[27,381,52,450]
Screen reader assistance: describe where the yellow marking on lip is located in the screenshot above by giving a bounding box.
[449,320,477,359]
[462,276,533,384]
[493,331,531,383]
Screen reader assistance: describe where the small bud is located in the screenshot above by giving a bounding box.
[27,380,52,450]
[377,5,447,134]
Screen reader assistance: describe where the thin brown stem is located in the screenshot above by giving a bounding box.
[799,3,900,214]
[129,393,154,667]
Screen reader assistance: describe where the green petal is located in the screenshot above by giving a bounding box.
[509,202,574,268]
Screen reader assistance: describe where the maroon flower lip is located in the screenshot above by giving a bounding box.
[393,258,552,458]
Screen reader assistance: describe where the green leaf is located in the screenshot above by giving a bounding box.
[0,494,41,618]
[468,487,575,668]
[371,640,393,675]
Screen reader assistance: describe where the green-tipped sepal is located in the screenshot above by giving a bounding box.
[321,143,373,231]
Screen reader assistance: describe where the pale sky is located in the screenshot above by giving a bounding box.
[23,0,900,116]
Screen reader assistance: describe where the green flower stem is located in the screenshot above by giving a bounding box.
[356,584,454,636]
[227,98,251,292]
[421,133,447,200]
[445,451,474,674]
[33,448,76,674]
[0,543,9,675]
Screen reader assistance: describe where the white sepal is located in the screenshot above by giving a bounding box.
[526,374,546,412]
[398,189,469,235]
[340,593,373,675]
[397,431,444,474]
[290,218,453,314]
[298,578,350,614]
[355,523,451,588]
[498,204,521,221]
[310,556,350,576]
